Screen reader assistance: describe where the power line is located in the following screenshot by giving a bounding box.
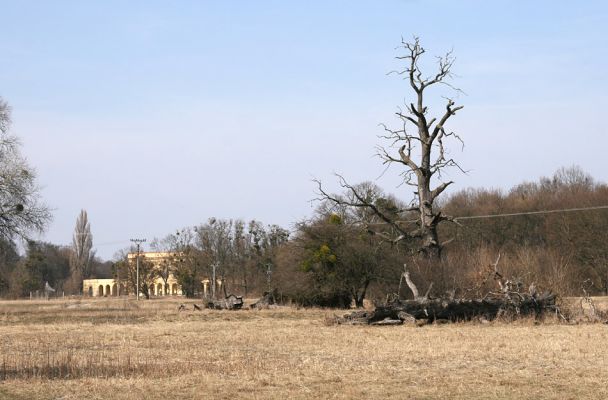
[94,240,130,247]
[68,205,608,248]
[453,205,608,221]
[362,204,608,227]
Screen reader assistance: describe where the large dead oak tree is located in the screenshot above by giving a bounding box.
[318,38,562,322]
[317,37,464,258]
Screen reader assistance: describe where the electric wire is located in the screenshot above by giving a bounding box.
[453,205,608,221]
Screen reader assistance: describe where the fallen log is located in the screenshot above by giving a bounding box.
[370,318,403,326]
[340,259,560,326]
[340,262,557,324]
[368,293,556,322]
[340,291,557,325]
[207,294,244,310]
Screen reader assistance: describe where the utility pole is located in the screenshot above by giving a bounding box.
[211,262,218,300]
[130,238,146,300]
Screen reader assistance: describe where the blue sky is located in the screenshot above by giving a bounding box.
[1,1,607,259]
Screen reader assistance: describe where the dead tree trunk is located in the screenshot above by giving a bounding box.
[353,280,371,308]
[340,291,557,325]
[206,294,243,310]
[250,289,277,309]
[339,259,559,325]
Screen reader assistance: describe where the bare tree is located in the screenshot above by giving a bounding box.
[160,228,206,298]
[196,218,234,297]
[0,97,51,241]
[69,210,95,289]
[114,247,157,299]
[150,235,176,295]
[317,37,464,258]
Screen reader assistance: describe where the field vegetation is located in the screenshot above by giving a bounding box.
[1,297,608,399]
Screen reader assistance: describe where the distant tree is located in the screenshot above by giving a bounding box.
[164,228,207,298]
[245,221,289,293]
[114,248,157,299]
[152,219,290,299]
[317,37,464,259]
[10,241,70,297]
[67,209,95,293]
[92,259,113,279]
[0,97,51,241]
[231,220,250,294]
[192,218,289,297]
[439,166,608,296]
[149,236,175,295]
[195,218,234,297]
[0,238,20,296]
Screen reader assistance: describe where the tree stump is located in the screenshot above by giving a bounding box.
[250,289,278,309]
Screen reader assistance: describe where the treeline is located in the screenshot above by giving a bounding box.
[0,240,112,298]
[438,166,608,297]
[273,165,608,306]
[112,219,290,299]
[2,166,608,303]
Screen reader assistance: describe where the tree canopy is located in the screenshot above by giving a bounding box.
[0,97,51,242]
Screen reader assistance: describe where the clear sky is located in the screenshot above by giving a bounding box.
[2,1,607,259]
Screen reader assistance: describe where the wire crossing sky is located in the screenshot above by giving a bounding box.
[453,205,608,221]
[1,1,607,259]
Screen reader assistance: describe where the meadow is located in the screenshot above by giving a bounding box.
[1,297,607,399]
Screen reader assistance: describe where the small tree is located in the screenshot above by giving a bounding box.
[296,215,392,307]
[67,209,95,293]
[317,37,464,258]
[285,184,403,308]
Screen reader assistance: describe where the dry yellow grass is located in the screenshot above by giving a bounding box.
[1,297,607,399]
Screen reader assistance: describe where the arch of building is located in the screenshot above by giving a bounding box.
[83,252,219,297]
[83,279,123,298]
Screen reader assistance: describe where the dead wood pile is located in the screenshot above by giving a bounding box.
[206,294,244,310]
[339,256,560,325]
[340,292,557,325]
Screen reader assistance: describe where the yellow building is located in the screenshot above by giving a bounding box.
[82,278,123,297]
[82,251,216,297]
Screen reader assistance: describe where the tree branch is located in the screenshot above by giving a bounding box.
[431,99,464,141]
[431,181,453,201]
[315,175,414,242]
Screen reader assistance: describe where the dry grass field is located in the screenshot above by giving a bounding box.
[1,297,608,399]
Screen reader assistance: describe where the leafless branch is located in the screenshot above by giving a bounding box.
[314,175,414,242]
